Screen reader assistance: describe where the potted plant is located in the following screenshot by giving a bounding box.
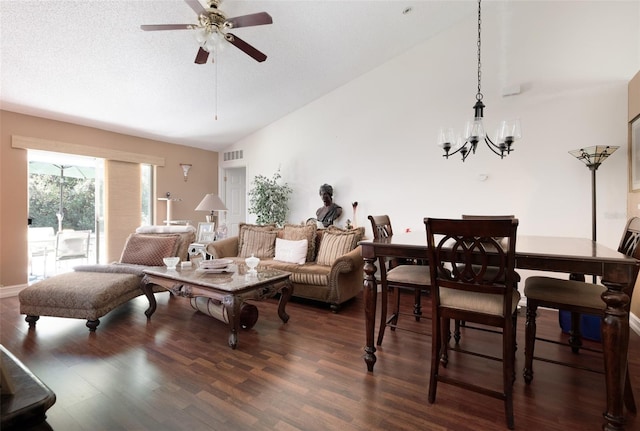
[248,170,292,226]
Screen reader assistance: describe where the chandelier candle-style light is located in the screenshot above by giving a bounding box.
[438,0,521,162]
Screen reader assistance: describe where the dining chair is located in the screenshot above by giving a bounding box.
[453,215,519,343]
[523,216,640,414]
[55,229,91,272]
[425,217,519,430]
[368,215,431,346]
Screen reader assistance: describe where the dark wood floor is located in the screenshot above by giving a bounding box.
[1,291,639,431]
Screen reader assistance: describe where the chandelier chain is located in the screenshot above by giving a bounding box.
[438,0,520,162]
[476,0,483,101]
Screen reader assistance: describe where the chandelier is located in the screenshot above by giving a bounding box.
[438,0,521,162]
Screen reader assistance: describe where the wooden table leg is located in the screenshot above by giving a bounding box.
[363,256,378,372]
[140,275,157,318]
[600,279,630,431]
[277,279,293,323]
[224,295,240,350]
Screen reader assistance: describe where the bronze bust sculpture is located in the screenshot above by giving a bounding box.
[316,184,342,227]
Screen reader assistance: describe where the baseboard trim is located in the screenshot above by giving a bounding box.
[630,312,640,335]
[0,284,27,298]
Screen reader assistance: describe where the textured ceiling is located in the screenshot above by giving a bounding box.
[0,0,473,151]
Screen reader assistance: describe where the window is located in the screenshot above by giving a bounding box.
[141,164,153,226]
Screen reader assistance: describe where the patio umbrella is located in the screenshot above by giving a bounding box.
[28,159,96,231]
[28,161,95,179]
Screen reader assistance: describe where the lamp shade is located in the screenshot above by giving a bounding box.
[195,194,227,212]
[569,145,619,170]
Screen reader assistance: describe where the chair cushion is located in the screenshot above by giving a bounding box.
[387,265,431,285]
[524,276,606,310]
[239,228,277,258]
[119,234,179,266]
[289,265,330,286]
[440,287,521,317]
[257,259,331,285]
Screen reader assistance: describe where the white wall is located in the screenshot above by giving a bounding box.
[221,1,640,250]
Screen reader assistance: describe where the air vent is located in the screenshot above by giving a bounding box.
[223,150,243,161]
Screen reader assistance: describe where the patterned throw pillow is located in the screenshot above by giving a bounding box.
[274,238,308,265]
[325,226,365,249]
[119,234,180,266]
[316,229,361,266]
[239,228,278,258]
[281,223,317,262]
[238,223,276,253]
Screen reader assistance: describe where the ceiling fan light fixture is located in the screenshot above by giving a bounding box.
[204,32,218,52]
[141,0,272,63]
[195,27,209,44]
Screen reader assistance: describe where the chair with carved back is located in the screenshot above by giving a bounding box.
[452,215,519,343]
[424,217,519,429]
[368,215,431,346]
[523,216,640,414]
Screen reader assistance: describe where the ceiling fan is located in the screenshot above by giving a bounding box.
[141,0,272,64]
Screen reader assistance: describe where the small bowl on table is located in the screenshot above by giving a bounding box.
[163,256,180,270]
[245,254,260,273]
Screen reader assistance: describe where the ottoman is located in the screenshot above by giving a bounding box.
[19,271,143,331]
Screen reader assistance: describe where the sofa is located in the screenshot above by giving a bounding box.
[19,225,196,331]
[205,223,365,312]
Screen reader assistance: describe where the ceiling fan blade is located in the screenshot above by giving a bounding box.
[226,12,273,29]
[140,24,192,31]
[184,0,206,16]
[225,33,267,62]
[195,47,210,64]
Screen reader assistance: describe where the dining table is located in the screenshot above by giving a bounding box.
[359,231,640,431]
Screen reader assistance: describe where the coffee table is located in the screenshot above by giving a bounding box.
[141,266,292,349]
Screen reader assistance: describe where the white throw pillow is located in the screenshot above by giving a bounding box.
[274,238,308,265]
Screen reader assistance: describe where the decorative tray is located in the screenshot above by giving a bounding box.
[196,267,231,274]
[199,259,234,270]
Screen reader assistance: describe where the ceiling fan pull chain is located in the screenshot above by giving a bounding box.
[215,56,218,121]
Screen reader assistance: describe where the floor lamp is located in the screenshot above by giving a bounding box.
[569,145,619,282]
[569,145,619,242]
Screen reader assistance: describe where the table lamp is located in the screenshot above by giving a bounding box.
[195,193,227,223]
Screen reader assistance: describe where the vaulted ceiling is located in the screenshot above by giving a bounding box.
[1,0,474,151]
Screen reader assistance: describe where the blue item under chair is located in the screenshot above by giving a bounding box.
[558,310,601,342]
